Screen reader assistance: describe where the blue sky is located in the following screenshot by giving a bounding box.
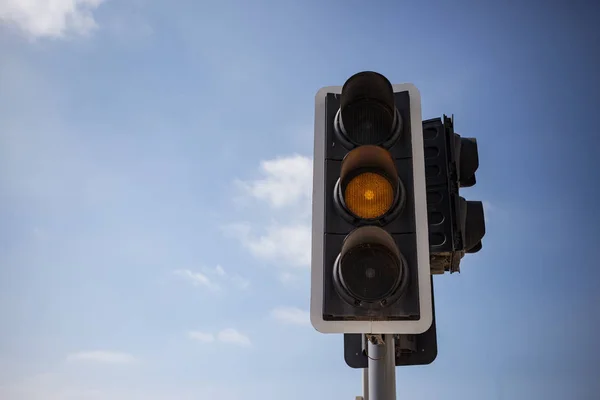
[1,1,599,399]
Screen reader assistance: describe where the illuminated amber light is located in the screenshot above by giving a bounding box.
[344,172,394,219]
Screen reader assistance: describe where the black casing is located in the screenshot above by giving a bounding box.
[322,92,421,321]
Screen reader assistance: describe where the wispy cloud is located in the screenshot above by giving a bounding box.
[270,307,310,326]
[0,371,253,400]
[483,200,499,215]
[215,265,226,277]
[223,222,311,268]
[188,331,215,343]
[189,329,252,348]
[225,154,313,271]
[482,200,507,222]
[217,329,252,347]
[235,154,312,210]
[174,266,250,291]
[0,0,105,39]
[279,272,300,285]
[66,351,137,364]
[230,274,251,290]
[206,265,250,290]
[174,269,220,292]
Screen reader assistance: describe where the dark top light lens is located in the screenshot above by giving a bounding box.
[338,71,397,146]
[339,244,402,302]
[341,100,395,145]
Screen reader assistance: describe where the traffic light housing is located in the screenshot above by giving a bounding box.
[425,115,486,274]
[310,72,432,335]
[344,277,438,368]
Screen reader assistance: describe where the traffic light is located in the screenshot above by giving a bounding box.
[425,115,486,274]
[310,72,432,335]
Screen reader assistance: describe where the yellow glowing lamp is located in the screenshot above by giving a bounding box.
[344,172,394,219]
[337,145,402,221]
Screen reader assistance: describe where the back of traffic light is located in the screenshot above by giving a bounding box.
[310,72,432,335]
[424,115,486,274]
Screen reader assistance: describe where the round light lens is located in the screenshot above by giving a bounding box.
[341,99,395,145]
[344,172,394,219]
[338,71,398,147]
[339,243,401,302]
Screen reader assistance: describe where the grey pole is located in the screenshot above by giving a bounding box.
[385,334,396,396]
[367,334,396,400]
[363,366,369,400]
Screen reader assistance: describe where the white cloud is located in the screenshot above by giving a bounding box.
[270,307,310,326]
[0,371,256,400]
[279,272,300,285]
[174,269,220,291]
[217,328,252,347]
[175,265,250,291]
[482,200,494,212]
[482,200,507,222]
[215,265,226,276]
[482,200,501,216]
[188,329,251,347]
[231,274,251,290]
[188,331,215,343]
[225,154,314,271]
[208,265,249,289]
[0,0,105,39]
[224,222,311,268]
[66,351,137,364]
[236,154,312,209]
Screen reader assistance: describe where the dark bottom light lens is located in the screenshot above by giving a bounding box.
[339,243,402,302]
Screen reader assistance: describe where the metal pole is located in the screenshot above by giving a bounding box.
[363,366,369,400]
[367,334,396,400]
[385,334,396,397]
